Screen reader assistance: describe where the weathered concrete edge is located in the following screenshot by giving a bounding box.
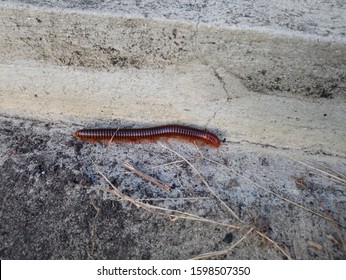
[0,3,345,157]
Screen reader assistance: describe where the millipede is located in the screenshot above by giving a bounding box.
[73,125,221,147]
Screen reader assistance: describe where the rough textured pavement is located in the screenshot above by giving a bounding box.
[0,1,345,259]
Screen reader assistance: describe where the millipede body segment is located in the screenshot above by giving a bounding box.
[73,125,221,147]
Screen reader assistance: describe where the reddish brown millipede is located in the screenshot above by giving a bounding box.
[73,125,221,147]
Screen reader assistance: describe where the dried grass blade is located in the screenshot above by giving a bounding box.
[191,227,254,260]
[122,162,171,193]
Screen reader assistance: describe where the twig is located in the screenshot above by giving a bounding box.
[87,195,101,260]
[95,165,240,230]
[286,156,346,185]
[306,160,346,180]
[255,230,292,260]
[159,143,241,222]
[99,127,121,164]
[159,144,294,259]
[122,162,171,193]
[95,164,291,259]
[191,227,254,260]
[137,196,211,202]
[200,155,346,227]
[295,177,346,253]
[151,160,185,168]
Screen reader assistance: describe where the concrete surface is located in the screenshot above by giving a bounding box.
[0,1,345,259]
[6,0,346,40]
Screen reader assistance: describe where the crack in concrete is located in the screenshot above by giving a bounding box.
[192,1,202,58]
[212,67,232,101]
[191,5,233,127]
[206,67,232,126]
